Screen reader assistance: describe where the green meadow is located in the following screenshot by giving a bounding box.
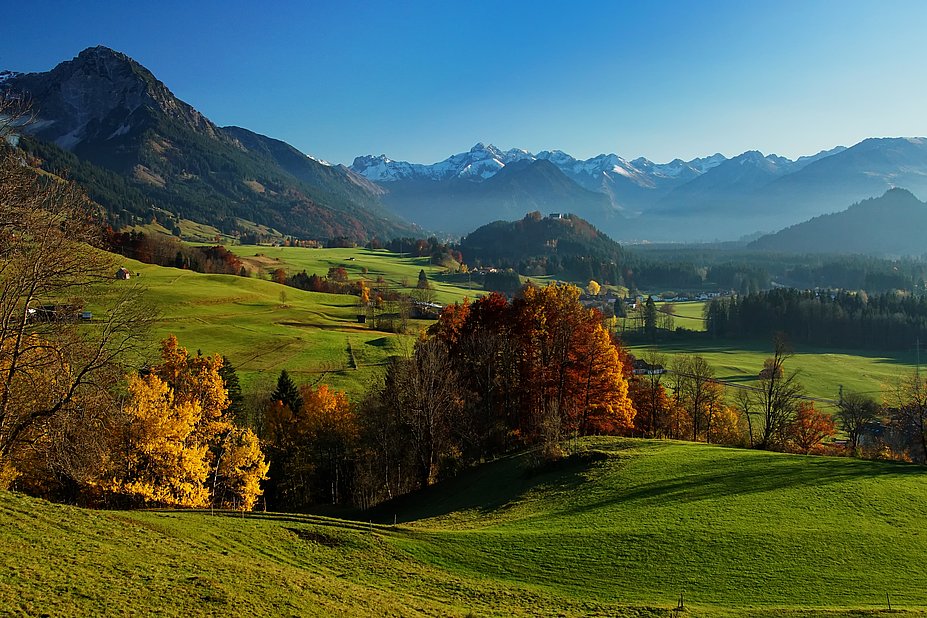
[109,248,917,404]
[111,252,450,397]
[624,339,918,405]
[222,245,480,305]
[4,438,927,616]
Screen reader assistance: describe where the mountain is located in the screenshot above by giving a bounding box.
[762,138,927,221]
[654,150,800,214]
[349,138,927,244]
[360,157,616,235]
[351,142,535,182]
[352,145,728,219]
[749,188,927,256]
[2,46,413,241]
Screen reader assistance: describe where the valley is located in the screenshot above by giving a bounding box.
[4,12,927,617]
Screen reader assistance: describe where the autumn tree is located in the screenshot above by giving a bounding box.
[108,337,267,510]
[108,373,212,507]
[630,349,669,437]
[786,401,836,453]
[264,383,357,507]
[0,107,150,487]
[587,280,601,296]
[752,334,804,449]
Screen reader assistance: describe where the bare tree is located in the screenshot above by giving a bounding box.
[837,392,880,451]
[383,338,461,486]
[733,388,755,447]
[753,334,804,449]
[0,111,151,479]
[672,354,715,441]
[888,370,927,462]
[640,348,667,437]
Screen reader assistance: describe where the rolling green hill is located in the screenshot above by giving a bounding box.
[111,246,915,402]
[110,247,475,397]
[4,438,927,616]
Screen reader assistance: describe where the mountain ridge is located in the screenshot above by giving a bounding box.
[749,187,927,256]
[2,46,414,241]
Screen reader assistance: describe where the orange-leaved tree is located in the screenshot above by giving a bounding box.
[265,383,358,507]
[787,401,836,454]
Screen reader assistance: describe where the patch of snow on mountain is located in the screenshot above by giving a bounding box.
[307,154,332,167]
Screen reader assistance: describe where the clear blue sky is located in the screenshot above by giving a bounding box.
[3,1,926,165]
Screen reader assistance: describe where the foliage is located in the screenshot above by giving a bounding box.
[707,288,927,349]
[264,383,357,508]
[837,392,880,450]
[0,129,149,491]
[108,337,267,509]
[107,230,249,276]
[786,401,836,453]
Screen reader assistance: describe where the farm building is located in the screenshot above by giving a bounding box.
[115,267,131,280]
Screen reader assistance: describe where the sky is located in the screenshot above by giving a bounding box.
[3,0,927,165]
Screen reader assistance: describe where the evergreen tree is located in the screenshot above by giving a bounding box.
[643,295,658,339]
[219,356,245,424]
[271,369,303,413]
[417,269,429,289]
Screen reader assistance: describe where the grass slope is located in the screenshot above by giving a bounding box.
[626,339,918,404]
[112,252,448,397]
[4,439,927,616]
[114,248,915,402]
[222,245,478,305]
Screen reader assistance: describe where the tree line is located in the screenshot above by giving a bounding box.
[706,288,927,349]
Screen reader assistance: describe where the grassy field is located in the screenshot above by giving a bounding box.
[625,339,918,405]
[108,248,917,405]
[223,245,479,306]
[110,253,447,398]
[4,438,927,616]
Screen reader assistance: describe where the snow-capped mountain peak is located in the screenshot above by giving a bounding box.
[348,144,737,216]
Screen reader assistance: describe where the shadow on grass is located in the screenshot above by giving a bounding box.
[359,449,613,525]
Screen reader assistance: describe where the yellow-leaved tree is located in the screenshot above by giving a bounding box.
[110,373,211,507]
[109,336,268,509]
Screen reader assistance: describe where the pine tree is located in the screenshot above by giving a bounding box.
[272,369,303,413]
[417,269,429,289]
[219,356,245,424]
[644,295,658,339]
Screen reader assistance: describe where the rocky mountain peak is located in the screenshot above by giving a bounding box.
[3,46,226,151]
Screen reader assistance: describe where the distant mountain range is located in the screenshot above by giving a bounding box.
[750,188,927,256]
[352,138,927,242]
[6,46,927,247]
[1,47,414,241]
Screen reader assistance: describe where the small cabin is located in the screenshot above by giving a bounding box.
[632,359,666,376]
[115,267,132,280]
